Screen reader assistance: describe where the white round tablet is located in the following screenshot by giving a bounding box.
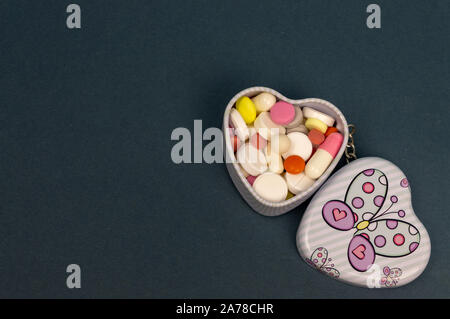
[236,143,267,176]
[302,107,335,127]
[282,132,313,161]
[285,172,315,194]
[230,108,249,141]
[253,172,288,202]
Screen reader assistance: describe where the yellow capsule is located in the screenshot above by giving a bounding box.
[236,96,257,124]
[305,118,328,134]
[356,221,369,230]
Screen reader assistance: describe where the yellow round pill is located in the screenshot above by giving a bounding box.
[305,118,327,134]
[236,96,257,124]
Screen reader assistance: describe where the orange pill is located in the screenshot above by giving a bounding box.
[308,129,325,146]
[283,155,305,174]
[325,127,339,137]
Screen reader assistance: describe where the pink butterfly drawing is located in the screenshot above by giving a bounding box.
[380,266,402,287]
[322,169,420,272]
[305,247,340,278]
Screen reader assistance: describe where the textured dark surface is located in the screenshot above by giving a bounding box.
[0,0,449,298]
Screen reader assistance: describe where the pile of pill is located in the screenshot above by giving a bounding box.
[229,93,344,202]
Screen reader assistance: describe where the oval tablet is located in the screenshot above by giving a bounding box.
[253,111,286,140]
[232,135,241,152]
[252,92,276,113]
[287,124,309,135]
[264,143,283,168]
[228,128,242,152]
[265,147,284,174]
[264,142,273,163]
[282,132,313,161]
[236,96,257,124]
[269,134,291,154]
[236,143,268,176]
[305,118,327,134]
[284,172,316,194]
[230,109,249,141]
[285,106,304,129]
[270,101,295,125]
[253,172,288,202]
[303,107,335,127]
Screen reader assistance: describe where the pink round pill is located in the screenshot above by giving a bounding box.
[270,101,295,125]
[246,175,257,186]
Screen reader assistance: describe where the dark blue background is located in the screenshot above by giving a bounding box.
[0,0,448,298]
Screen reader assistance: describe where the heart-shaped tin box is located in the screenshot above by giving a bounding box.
[296,157,431,288]
[223,87,349,216]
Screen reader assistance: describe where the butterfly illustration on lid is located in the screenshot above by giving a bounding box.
[322,169,420,272]
[305,247,340,278]
[380,266,402,287]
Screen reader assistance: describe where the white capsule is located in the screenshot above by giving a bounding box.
[304,149,332,179]
[305,133,343,179]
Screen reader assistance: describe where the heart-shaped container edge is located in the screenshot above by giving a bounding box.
[223,87,349,216]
